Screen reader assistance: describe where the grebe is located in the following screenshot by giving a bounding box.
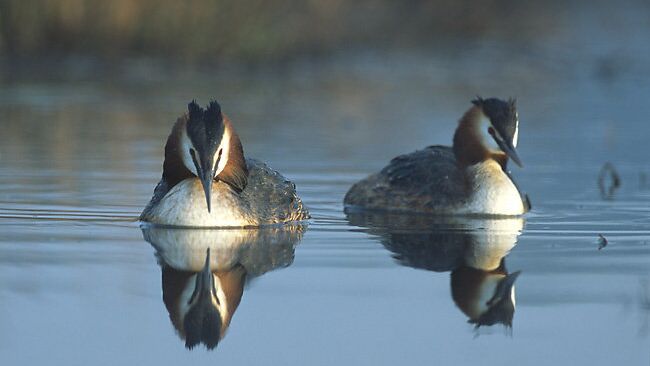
[344,97,530,216]
[140,100,309,227]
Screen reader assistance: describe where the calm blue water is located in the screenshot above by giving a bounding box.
[1,18,650,364]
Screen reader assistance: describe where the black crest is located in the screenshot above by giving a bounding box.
[472,97,518,143]
[186,100,225,154]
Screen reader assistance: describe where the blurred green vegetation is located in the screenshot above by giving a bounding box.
[0,0,563,64]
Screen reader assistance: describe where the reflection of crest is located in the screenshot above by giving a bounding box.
[141,224,305,350]
[346,211,523,330]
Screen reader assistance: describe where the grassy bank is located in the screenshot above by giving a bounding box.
[0,0,566,64]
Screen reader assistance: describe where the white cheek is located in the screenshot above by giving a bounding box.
[214,130,231,176]
[479,116,500,151]
[181,135,198,176]
[512,121,519,148]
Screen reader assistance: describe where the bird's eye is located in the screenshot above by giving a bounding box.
[488,127,495,136]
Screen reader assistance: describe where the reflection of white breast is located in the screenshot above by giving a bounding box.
[142,225,303,275]
[463,217,523,270]
[464,160,525,216]
[147,178,257,227]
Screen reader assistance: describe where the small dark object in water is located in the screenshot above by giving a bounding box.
[598,234,608,250]
[598,162,620,200]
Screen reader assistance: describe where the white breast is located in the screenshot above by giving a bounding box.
[463,160,525,216]
[146,178,257,227]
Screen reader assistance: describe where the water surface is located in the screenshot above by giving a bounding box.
[1,41,650,364]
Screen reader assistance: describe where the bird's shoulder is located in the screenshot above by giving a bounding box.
[344,145,470,211]
[243,158,310,221]
[140,178,171,220]
[381,145,464,191]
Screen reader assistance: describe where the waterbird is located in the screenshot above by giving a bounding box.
[344,97,530,216]
[140,100,309,227]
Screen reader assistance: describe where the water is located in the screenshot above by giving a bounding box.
[2,34,650,364]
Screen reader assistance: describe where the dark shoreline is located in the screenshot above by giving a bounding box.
[0,0,575,65]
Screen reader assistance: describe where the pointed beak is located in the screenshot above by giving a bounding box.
[196,156,215,213]
[492,131,523,168]
[200,173,212,213]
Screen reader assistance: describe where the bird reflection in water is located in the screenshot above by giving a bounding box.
[346,211,524,332]
[141,225,305,350]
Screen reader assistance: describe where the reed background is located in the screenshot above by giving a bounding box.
[0,0,575,65]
